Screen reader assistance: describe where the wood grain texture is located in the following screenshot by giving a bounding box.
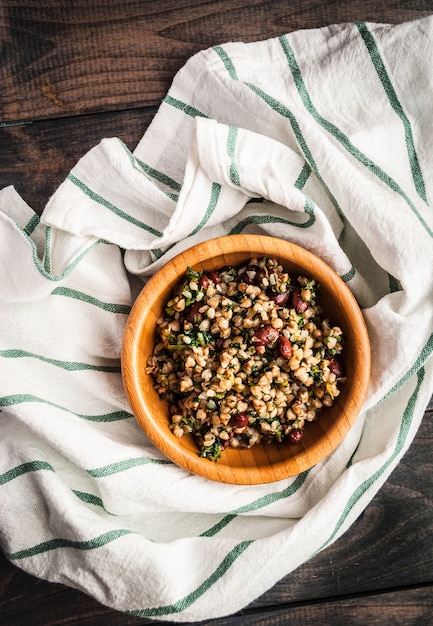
[1,0,433,124]
[0,107,156,214]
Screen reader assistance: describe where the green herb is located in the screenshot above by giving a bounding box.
[165,301,176,315]
[220,267,237,282]
[156,373,169,386]
[182,329,213,347]
[304,278,316,290]
[186,266,201,281]
[199,440,222,461]
[250,365,261,378]
[311,365,323,384]
[297,313,306,327]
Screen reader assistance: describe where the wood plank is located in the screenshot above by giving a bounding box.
[1,409,432,624]
[0,108,156,214]
[1,0,432,124]
[185,586,433,625]
[1,565,432,626]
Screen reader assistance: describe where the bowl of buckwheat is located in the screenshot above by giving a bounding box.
[121,234,371,484]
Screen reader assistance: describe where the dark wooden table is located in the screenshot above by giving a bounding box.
[1,2,433,624]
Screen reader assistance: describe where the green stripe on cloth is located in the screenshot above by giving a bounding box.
[86,456,172,477]
[278,35,433,239]
[163,95,209,119]
[133,156,182,192]
[67,174,163,237]
[230,198,315,235]
[1,464,116,516]
[213,45,239,79]
[51,286,131,313]
[340,266,356,283]
[7,529,134,561]
[30,233,106,281]
[294,163,312,190]
[117,140,180,200]
[189,182,221,236]
[201,469,311,537]
[23,213,40,236]
[0,461,54,486]
[151,248,165,260]
[72,490,115,514]
[356,22,428,205]
[128,540,253,618]
[319,366,426,553]
[384,332,433,400]
[0,394,132,422]
[14,222,111,282]
[227,126,241,186]
[44,226,52,273]
[117,139,154,183]
[0,349,121,373]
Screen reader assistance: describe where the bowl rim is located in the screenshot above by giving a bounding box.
[121,234,371,484]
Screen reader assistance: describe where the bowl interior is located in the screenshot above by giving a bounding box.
[122,235,370,484]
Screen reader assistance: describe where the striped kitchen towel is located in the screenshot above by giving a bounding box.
[1,15,433,623]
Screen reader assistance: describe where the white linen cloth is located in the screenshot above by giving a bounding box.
[1,16,433,622]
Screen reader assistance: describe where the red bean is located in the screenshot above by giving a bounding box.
[329,356,344,377]
[277,336,292,359]
[185,302,203,324]
[231,413,249,428]
[292,288,308,313]
[242,265,266,285]
[252,325,279,346]
[215,338,225,351]
[288,428,303,443]
[198,274,209,288]
[270,291,291,306]
[221,432,234,448]
[208,271,221,284]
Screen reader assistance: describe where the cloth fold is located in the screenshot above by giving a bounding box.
[1,16,433,622]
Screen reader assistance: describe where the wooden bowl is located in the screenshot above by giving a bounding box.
[121,235,370,484]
